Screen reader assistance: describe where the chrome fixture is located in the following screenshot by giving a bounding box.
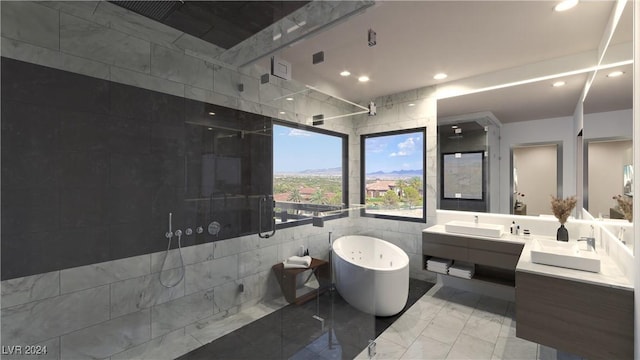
[578,237,596,252]
[474,215,479,224]
[258,195,276,238]
[208,221,221,237]
[160,212,185,288]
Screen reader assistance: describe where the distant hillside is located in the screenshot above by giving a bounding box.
[274,167,422,177]
[275,167,342,176]
[298,167,342,174]
[367,169,422,176]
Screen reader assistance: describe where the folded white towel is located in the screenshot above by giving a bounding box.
[426,264,449,270]
[450,261,475,272]
[428,267,449,275]
[283,262,309,269]
[448,270,473,279]
[427,258,452,267]
[287,255,312,267]
[283,255,312,269]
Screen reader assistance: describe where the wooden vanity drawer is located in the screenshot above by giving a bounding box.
[468,248,519,269]
[422,243,468,261]
[469,239,524,255]
[422,232,468,247]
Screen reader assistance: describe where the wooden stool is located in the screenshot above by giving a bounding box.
[272,258,331,304]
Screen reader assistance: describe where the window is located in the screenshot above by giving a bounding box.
[273,121,348,228]
[361,128,426,221]
[442,151,485,200]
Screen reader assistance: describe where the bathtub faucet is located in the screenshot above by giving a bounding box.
[474,215,479,224]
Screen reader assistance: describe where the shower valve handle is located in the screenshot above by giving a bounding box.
[185,228,193,236]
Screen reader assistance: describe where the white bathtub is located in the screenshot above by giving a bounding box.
[332,235,409,316]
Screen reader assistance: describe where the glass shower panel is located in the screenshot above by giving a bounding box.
[181,100,273,242]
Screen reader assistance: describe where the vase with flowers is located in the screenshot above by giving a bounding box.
[612,194,633,222]
[550,195,577,241]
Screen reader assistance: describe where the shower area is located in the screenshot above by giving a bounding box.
[0,32,376,360]
[0,1,439,359]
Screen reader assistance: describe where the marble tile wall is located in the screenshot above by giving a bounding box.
[0,1,436,358]
[350,87,439,282]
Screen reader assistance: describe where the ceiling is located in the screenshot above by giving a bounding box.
[256,0,633,124]
[114,1,633,125]
[111,1,309,49]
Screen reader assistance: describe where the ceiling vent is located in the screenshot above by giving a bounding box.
[110,1,182,21]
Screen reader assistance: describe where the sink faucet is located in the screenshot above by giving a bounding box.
[578,237,596,252]
[474,215,479,224]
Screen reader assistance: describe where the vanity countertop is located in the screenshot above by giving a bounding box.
[423,225,633,291]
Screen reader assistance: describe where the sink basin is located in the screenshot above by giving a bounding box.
[530,239,601,273]
[444,220,504,238]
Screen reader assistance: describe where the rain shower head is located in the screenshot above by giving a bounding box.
[110,1,183,21]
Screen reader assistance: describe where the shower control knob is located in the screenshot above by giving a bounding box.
[196,226,204,234]
[165,231,173,239]
[175,229,182,237]
[185,228,193,236]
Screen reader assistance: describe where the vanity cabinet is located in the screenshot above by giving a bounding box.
[422,232,524,286]
[516,270,633,359]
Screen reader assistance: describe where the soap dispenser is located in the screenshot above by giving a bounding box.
[510,221,515,234]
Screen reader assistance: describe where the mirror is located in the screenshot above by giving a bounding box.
[582,2,633,238]
[437,1,633,225]
[512,143,562,216]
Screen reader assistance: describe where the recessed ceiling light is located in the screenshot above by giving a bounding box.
[207,127,213,131]
[279,111,286,114]
[358,76,370,82]
[208,112,216,116]
[408,103,416,107]
[285,97,294,101]
[607,71,624,78]
[554,0,578,12]
[340,70,351,77]
[434,73,448,80]
[451,125,458,129]
[553,81,566,87]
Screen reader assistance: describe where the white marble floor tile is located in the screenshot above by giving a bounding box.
[420,309,468,345]
[499,316,517,338]
[400,333,452,360]
[186,310,257,345]
[402,294,446,321]
[446,333,495,360]
[461,309,504,344]
[379,312,431,348]
[367,336,408,360]
[475,296,510,317]
[492,336,538,360]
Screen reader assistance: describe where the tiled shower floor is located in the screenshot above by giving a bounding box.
[117,282,583,360]
[178,279,434,360]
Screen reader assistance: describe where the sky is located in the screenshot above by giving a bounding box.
[273,124,342,173]
[273,125,424,174]
[364,132,424,173]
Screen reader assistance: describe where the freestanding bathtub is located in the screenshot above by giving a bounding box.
[332,235,409,316]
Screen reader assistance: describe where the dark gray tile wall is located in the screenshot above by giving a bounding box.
[1,57,273,280]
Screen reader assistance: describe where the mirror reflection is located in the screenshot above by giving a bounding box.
[512,143,561,216]
[582,1,633,249]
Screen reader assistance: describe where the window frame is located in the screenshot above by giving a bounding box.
[272,119,349,229]
[360,127,427,223]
